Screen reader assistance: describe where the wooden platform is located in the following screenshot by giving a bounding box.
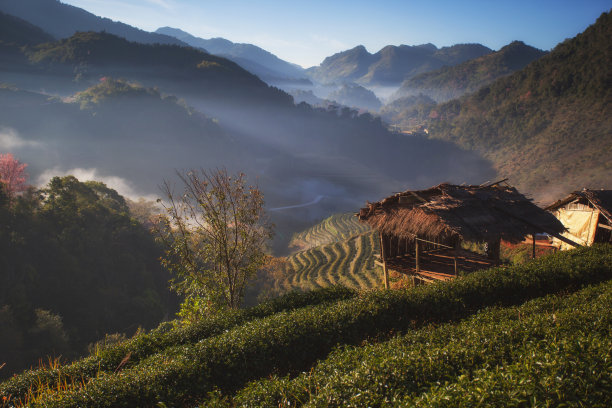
[375,248,498,283]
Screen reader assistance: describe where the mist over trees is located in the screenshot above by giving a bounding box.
[0,175,177,378]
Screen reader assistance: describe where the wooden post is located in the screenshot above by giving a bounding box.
[380,233,390,289]
[415,238,420,273]
[454,256,458,275]
[532,234,536,259]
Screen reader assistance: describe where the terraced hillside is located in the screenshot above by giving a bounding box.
[289,213,371,251]
[279,231,382,292]
[278,214,382,292]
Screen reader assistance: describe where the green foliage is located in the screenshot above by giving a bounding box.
[0,176,174,379]
[75,78,160,109]
[3,245,610,407]
[0,286,356,403]
[226,279,612,407]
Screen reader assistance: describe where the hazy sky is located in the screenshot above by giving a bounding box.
[61,0,610,67]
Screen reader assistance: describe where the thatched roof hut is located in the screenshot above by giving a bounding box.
[545,189,612,249]
[358,182,565,245]
[358,182,567,288]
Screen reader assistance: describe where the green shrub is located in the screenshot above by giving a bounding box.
[11,245,611,407]
[226,279,612,407]
[0,285,356,403]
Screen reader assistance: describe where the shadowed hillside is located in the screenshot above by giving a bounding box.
[0,0,185,46]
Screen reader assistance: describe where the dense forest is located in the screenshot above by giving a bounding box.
[0,177,177,378]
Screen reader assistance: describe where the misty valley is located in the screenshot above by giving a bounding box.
[0,1,611,406]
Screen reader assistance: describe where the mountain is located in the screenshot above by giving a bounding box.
[0,0,185,46]
[307,43,492,86]
[2,30,290,107]
[155,26,306,83]
[327,83,382,111]
[393,41,547,102]
[0,10,54,46]
[426,11,612,200]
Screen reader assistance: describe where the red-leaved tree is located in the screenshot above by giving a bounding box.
[0,153,28,199]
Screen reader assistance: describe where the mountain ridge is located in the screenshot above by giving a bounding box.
[426,11,612,199]
[155,26,306,83]
[307,43,492,86]
[0,0,186,46]
[392,41,547,102]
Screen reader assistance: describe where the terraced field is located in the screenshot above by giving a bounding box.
[274,213,382,292]
[289,213,371,251]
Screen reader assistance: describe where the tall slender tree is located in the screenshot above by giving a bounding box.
[157,168,273,318]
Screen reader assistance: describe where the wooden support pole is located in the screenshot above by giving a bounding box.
[532,234,536,259]
[415,239,420,273]
[379,233,389,290]
[454,255,458,275]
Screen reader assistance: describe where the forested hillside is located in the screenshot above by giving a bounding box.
[393,41,547,102]
[0,177,177,378]
[426,11,612,199]
[1,245,610,406]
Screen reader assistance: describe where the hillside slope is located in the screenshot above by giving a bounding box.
[393,41,547,102]
[155,26,306,83]
[427,11,612,200]
[2,245,610,407]
[0,0,185,46]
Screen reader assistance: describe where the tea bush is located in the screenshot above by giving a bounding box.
[3,245,611,407]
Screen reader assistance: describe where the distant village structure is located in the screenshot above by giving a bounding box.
[545,189,612,250]
[358,181,566,288]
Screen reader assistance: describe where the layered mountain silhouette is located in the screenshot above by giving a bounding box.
[393,41,547,102]
[0,0,185,46]
[155,27,307,84]
[307,43,492,86]
[0,10,54,45]
[426,11,612,198]
[2,29,291,108]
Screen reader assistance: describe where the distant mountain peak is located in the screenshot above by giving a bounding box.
[154,26,305,83]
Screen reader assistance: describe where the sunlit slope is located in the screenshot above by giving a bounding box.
[289,213,371,250]
[280,231,382,292]
[280,214,382,292]
[2,245,610,407]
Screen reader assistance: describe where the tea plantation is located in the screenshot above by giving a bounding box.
[1,245,611,407]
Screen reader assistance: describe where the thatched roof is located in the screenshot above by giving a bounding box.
[545,189,612,223]
[358,182,564,243]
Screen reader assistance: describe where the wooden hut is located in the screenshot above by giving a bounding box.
[358,181,566,288]
[545,189,612,250]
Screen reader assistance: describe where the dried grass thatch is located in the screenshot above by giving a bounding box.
[358,182,564,244]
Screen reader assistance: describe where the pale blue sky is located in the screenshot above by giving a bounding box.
[61,0,611,67]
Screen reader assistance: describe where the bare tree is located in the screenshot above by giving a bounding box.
[157,168,273,316]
